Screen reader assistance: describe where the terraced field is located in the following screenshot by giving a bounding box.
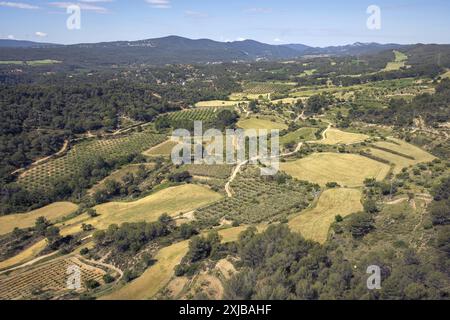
[18,131,165,191]
[195,168,318,224]
[320,128,369,145]
[0,202,78,236]
[369,138,435,173]
[60,184,222,235]
[281,153,390,187]
[289,188,363,243]
[0,256,105,300]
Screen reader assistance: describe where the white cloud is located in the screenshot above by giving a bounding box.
[7,35,15,39]
[273,38,282,42]
[145,0,170,9]
[35,31,48,37]
[49,2,109,13]
[236,37,247,41]
[0,1,39,9]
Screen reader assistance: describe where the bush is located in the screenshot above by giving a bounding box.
[348,212,375,238]
[103,274,115,284]
[85,279,101,290]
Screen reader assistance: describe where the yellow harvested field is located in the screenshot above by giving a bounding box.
[370,138,435,173]
[281,153,390,187]
[237,118,288,131]
[0,202,78,236]
[320,128,369,145]
[0,240,47,270]
[101,226,248,300]
[142,140,177,156]
[289,188,363,243]
[61,184,222,234]
[195,100,242,107]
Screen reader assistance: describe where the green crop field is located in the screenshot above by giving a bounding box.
[281,127,319,146]
[18,131,166,191]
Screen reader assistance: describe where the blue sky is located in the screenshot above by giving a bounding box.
[0,0,449,46]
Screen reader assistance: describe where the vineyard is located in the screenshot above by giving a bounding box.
[18,131,165,191]
[164,107,224,122]
[195,167,319,225]
[0,256,106,300]
[243,82,295,94]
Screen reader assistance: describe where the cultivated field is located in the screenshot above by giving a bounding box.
[243,82,295,94]
[288,188,363,243]
[196,169,318,224]
[280,127,318,146]
[382,50,408,72]
[281,153,390,187]
[195,100,243,108]
[0,202,78,236]
[319,128,369,145]
[369,138,435,173]
[18,131,166,191]
[142,140,177,157]
[60,184,222,235]
[0,256,105,300]
[164,107,222,122]
[237,118,288,131]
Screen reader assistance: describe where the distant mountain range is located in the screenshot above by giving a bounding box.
[0,36,411,65]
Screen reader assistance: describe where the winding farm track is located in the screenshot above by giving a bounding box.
[0,250,58,275]
[225,117,331,198]
[12,139,70,177]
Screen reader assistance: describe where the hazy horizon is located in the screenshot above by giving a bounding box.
[1,0,450,46]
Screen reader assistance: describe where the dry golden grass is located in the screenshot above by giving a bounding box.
[289,188,363,243]
[237,118,288,131]
[195,100,242,107]
[0,202,78,236]
[320,128,369,145]
[60,184,222,235]
[371,138,435,173]
[0,240,47,270]
[281,153,390,187]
